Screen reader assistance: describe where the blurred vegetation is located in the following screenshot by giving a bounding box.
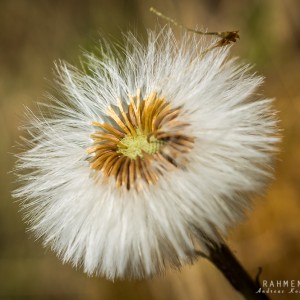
[1,0,300,299]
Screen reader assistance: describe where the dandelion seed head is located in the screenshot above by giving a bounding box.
[13,26,279,279]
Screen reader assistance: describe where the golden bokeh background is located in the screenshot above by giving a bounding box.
[1,0,300,299]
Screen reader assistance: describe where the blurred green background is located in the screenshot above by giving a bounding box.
[1,0,300,299]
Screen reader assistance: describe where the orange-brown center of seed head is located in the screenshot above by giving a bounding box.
[87,90,195,190]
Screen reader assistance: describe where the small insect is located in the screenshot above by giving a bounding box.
[150,7,239,54]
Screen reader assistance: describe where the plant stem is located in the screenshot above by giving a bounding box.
[203,240,270,300]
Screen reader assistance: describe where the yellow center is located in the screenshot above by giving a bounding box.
[118,129,163,159]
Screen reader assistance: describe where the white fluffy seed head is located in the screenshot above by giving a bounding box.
[13,26,279,279]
